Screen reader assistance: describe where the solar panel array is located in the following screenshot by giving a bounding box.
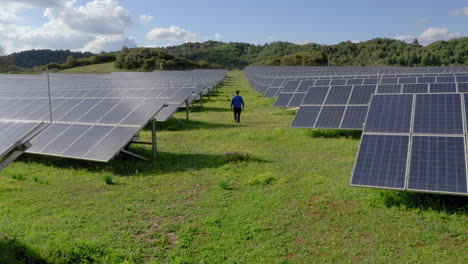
[352,93,467,195]
[246,66,468,196]
[0,70,226,163]
[246,66,468,130]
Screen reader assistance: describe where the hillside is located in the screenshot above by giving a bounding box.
[163,37,468,69]
[5,49,93,69]
[2,37,468,73]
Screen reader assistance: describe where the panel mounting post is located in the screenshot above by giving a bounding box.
[199,92,203,110]
[46,68,53,123]
[185,99,190,121]
[152,118,157,159]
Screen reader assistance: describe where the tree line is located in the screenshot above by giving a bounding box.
[162,37,468,69]
[114,47,221,71]
[1,37,467,72]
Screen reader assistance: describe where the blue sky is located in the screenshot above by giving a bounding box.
[0,0,467,54]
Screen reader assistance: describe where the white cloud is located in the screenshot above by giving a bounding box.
[146,26,196,41]
[213,33,221,40]
[81,35,137,53]
[350,40,361,44]
[0,0,135,54]
[449,7,468,16]
[419,27,460,45]
[44,0,132,35]
[415,17,429,26]
[139,14,154,23]
[394,28,461,46]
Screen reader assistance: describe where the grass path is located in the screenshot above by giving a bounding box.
[0,70,466,263]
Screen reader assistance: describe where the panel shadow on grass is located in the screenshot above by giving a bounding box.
[380,191,468,214]
[306,129,362,140]
[150,119,237,131]
[21,148,268,177]
[189,106,230,113]
[0,237,46,264]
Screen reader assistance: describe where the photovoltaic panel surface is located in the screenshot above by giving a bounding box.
[408,136,467,194]
[351,135,409,189]
[353,93,468,195]
[290,106,321,128]
[314,106,346,128]
[0,70,227,163]
[364,94,413,133]
[413,94,463,135]
[340,106,368,129]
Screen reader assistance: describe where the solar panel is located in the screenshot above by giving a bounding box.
[324,86,352,105]
[288,93,306,107]
[351,135,409,189]
[290,106,321,128]
[314,106,346,128]
[352,92,468,195]
[302,86,329,105]
[430,83,456,93]
[377,84,402,93]
[282,80,301,92]
[408,136,467,194]
[364,94,413,133]
[273,93,294,107]
[413,94,463,135]
[340,106,368,129]
[330,79,347,85]
[155,103,181,122]
[402,83,428,93]
[348,85,376,104]
[264,88,280,98]
[296,80,314,92]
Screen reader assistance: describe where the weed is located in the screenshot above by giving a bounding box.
[104,175,114,185]
[218,180,231,190]
[249,172,276,185]
[11,173,25,181]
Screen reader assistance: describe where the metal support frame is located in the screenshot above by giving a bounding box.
[0,142,31,172]
[185,99,190,120]
[151,118,157,159]
[121,149,150,161]
[199,92,203,109]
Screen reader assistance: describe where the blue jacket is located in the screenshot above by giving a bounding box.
[231,95,244,108]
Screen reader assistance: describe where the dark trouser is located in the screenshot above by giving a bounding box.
[233,108,242,123]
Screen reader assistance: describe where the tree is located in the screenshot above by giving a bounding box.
[412,39,420,46]
[65,55,75,67]
[0,46,13,72]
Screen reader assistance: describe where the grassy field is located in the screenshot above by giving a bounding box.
[0,70,467,263]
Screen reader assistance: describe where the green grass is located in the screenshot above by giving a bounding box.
[0,70,467,263]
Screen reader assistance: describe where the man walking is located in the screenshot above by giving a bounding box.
[231,90,244,123]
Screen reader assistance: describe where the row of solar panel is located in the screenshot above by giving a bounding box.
[0,70,226,165]
[270,76,468,87]
[0,98,169,125]
[265,78,468,98]
[288,83,468,130]
[244,66,468,79]
[0,88,189,99]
